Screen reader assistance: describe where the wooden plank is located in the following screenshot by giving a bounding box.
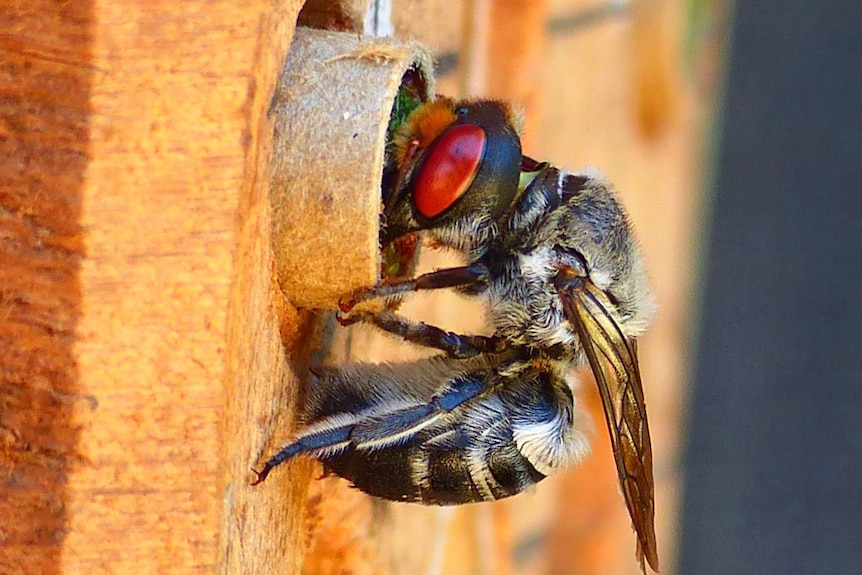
[0,1,307,573]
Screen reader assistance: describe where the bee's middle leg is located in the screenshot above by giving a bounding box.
[338,308,505,358]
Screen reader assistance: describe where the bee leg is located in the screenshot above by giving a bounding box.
[349,374,485,449]
[339,262,489,312]
[251,423,354,485]
[339,308,506,358]
[252,374,487,484]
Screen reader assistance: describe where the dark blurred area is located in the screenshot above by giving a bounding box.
[680,2,862,574]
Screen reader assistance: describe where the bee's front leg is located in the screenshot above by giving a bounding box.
[337,308,505,358]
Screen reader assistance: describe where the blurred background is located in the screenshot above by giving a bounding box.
[298,1,862,574]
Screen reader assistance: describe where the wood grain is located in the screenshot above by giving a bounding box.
[0,1,308,573]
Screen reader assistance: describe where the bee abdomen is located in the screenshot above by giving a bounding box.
[256,361,578,505]
[321,430,546,505]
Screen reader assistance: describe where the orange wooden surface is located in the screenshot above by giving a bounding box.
[0,1,308,573]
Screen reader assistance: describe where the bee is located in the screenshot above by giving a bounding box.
[254,99,659,571]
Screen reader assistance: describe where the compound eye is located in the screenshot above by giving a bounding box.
[413,124,486,219]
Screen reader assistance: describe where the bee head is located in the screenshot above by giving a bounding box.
[382,99,522,246]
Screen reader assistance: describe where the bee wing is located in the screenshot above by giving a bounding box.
[558,277,659,572]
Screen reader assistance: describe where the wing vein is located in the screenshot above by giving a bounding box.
[557,276,659,572]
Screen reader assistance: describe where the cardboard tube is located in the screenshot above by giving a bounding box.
[270,27,434,309]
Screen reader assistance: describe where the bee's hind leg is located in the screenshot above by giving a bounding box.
[251,371,489,485]
[251,422,353,485]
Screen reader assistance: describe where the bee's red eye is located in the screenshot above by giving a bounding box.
[413,124,486,219]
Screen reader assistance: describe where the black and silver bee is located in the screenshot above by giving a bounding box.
[254,100,659,571]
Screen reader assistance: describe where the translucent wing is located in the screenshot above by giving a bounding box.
[557,274,659,572]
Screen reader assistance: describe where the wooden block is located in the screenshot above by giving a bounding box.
[0,1,315,573]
